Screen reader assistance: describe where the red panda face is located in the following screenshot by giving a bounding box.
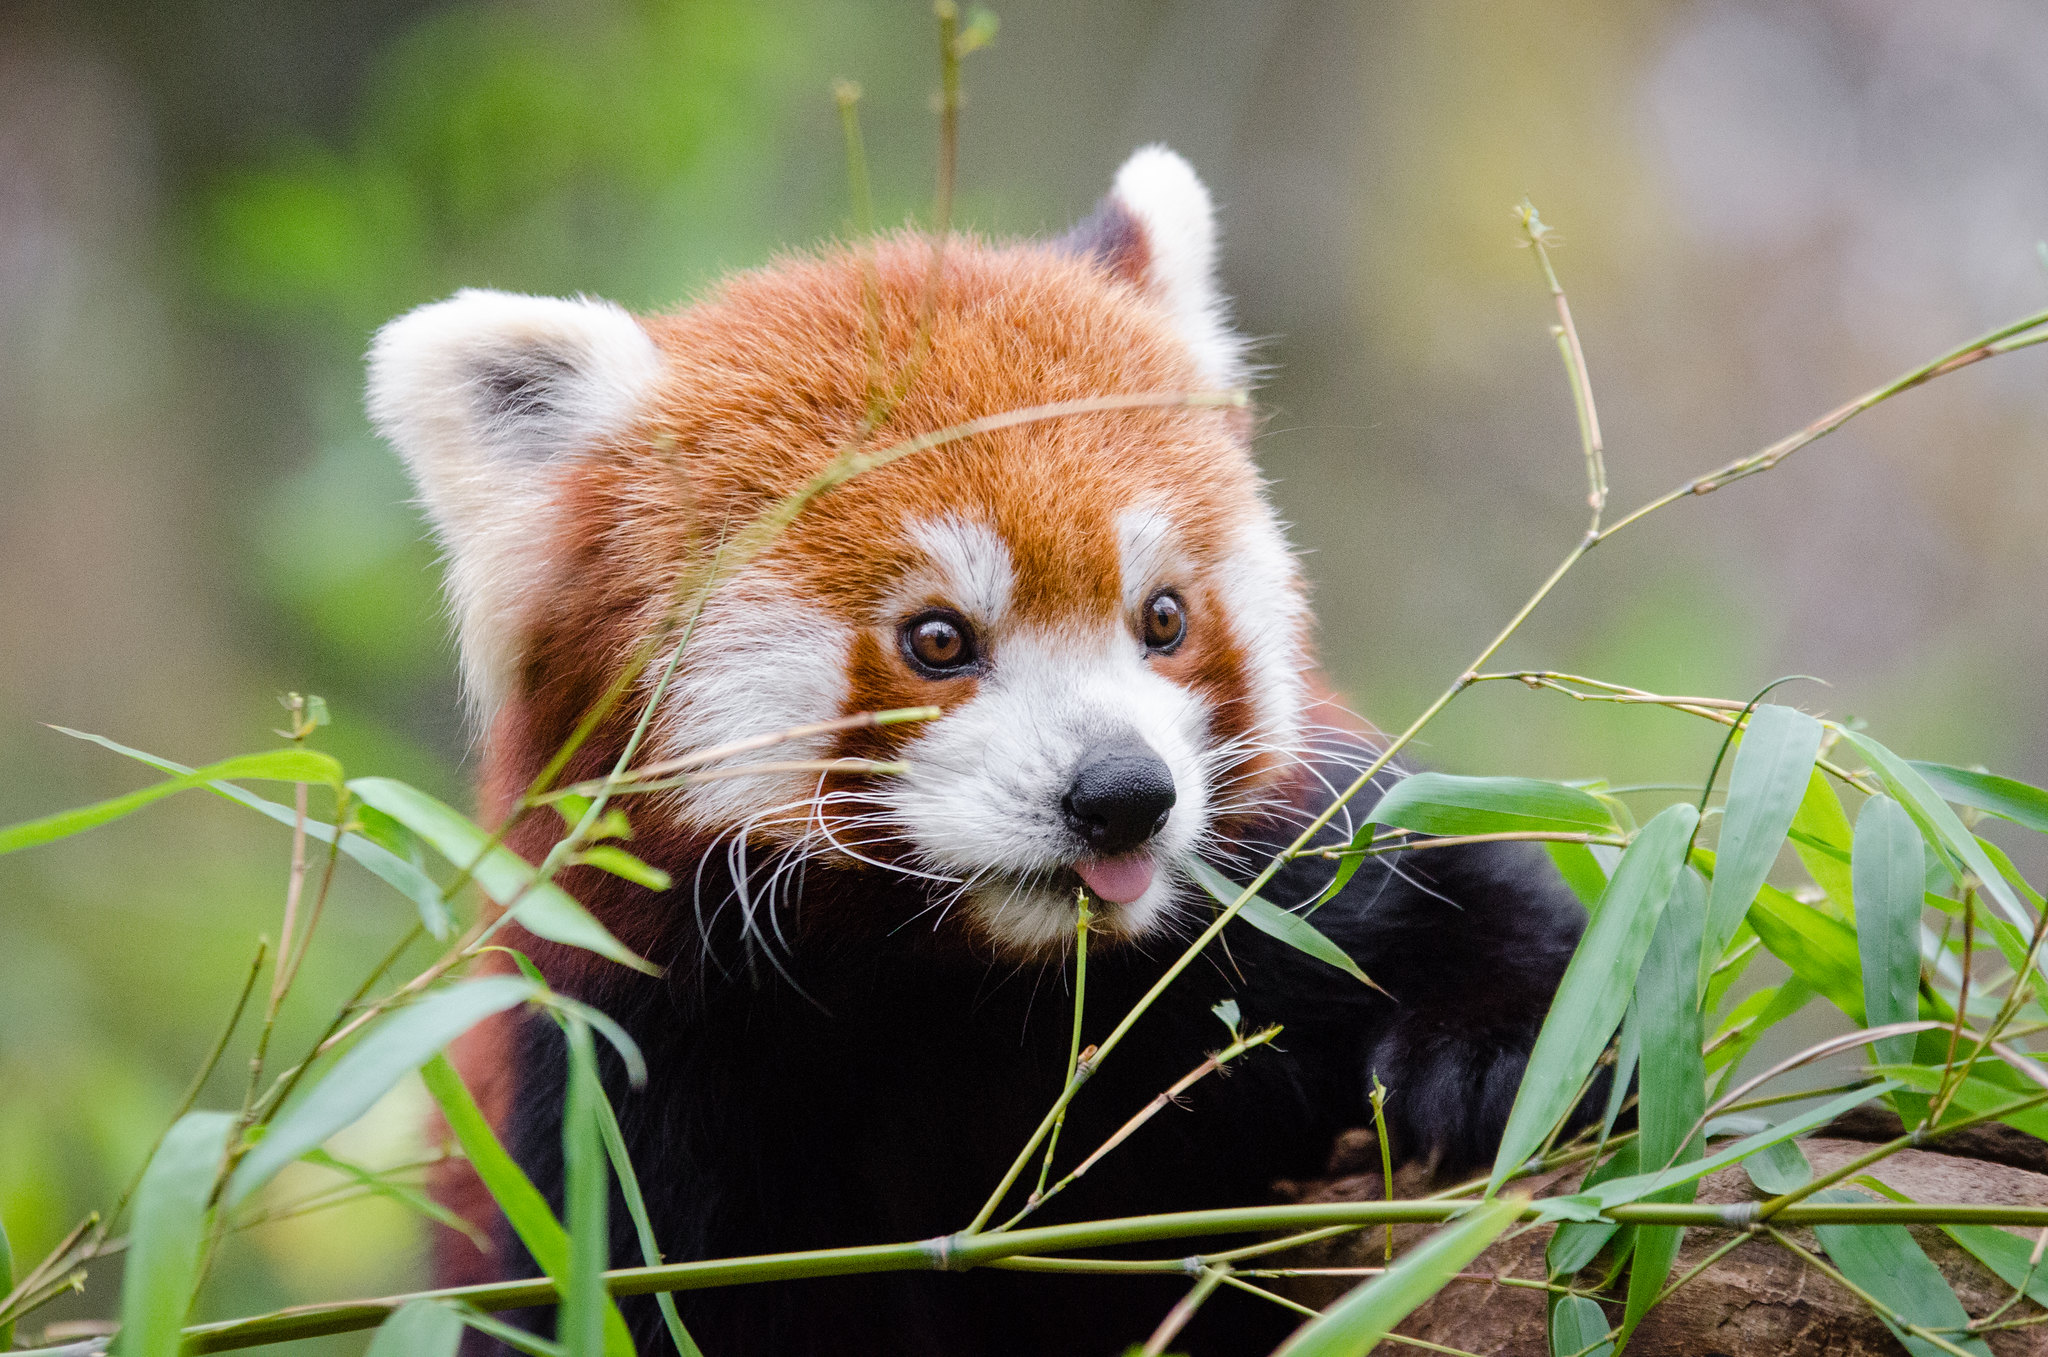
[370,147,1311,959]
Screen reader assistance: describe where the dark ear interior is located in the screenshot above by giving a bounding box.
[477,347,574,428]
[1060,196,1151,290]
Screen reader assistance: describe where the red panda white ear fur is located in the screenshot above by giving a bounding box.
[1088,145,1248,391]
[367,288,662,722]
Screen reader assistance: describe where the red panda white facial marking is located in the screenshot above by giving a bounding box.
[371,145,1312,963]
[879,548,1217,951]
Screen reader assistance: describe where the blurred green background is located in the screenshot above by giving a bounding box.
[3,0,2045,1348]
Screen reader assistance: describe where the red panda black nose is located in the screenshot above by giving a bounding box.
[1061,741,1178,857]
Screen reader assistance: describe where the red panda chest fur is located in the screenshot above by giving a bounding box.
[372,147,1593,1357]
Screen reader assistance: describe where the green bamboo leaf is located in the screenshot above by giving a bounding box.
[1272,1196,1525,1357]
[1546,840,1611,908]
[1190,860,1386,994]
[518,964,691,1354]
[366,1298,465,1357]
[1852,1177,2048,1311]
[451,1306,567,1356]
[350,778,656,975]
[0,747,344,855]
[1809,1188,1993,1357]
[1549,1294,1614,1357]
[1488,803,1697,1195]
[559,1021,612,1357]
[1547,1140,1640,1280]
[1619,868,1707,1347]
[1871,1065,2048,1140]
[119,1110,236,1357]
[1366,773,1618,838]
[1600,1004,1640,1147]
[225,976,542,1206]
[1941,1223,2048,1309]
[1854,795,1925,1066]
[1910,761,2048,835]
[1583,1081,1901,1209]
[1700,706,1822,997]
[1746,882,1864,1021]
[572,845,672,893]
[592,1077,705,1357]
[1843,733,2031,962]
[302,1148,491,1251]
[1701,920,1760,1016]
[50,726,449,938]
[1705,978,1814,1079]
[1740,1138,1811,1195]
[1789,769,1856,908]
[419,1055,637,1354]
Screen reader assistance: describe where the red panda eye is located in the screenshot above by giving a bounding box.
[902,610,978,675]
[1143,590,1187,653]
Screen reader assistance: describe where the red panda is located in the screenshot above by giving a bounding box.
[370,147,1591,1357]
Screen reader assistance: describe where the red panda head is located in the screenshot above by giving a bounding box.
[370,147,1312,960]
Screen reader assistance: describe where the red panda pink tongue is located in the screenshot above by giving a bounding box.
[1073,853,1158,906]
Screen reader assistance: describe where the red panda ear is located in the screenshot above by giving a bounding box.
[367,288,661,723]
[1062,145,1248,390]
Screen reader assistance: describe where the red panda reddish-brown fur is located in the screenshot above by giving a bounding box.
[377,148,1596,1356]
[491,234,1281,830]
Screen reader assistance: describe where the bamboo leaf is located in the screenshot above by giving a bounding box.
[1855,1178,2048,1311]
[592,1077,704,1357]
[1872,1065,2048,1140]
[1272,1196,1525,1357]
[1549,1294,1614,1357]
[571,845,672,893]
[1789,769,1856,909]
[1600,1004,1640,1146]
[452,1305,566,1357]
[1740,1138,1811,1195]
[1366,773,1618,837]
[301,1149,491,1251]
[1854,795,1925,1066]
[1809,1188,1993,1357]
[1705,978,1814,1078]
[350,778,656,975]
[1547,1141,1640,1280]
[1844,733,2031,960]
[366,1298,465,1357]
[419,1055,637,1354]
[420,1053,566,1266]
[1701,705,1822,996]
[558,1020,614,1357]
[1619,868,1707,1347]
[1547,840,1612,908]
[119,1110,236,1357]
[225,977,541,1206]
[1191,860,1386,994]
[0,748,344,855]
[1583,1081,1901,1209]
[1910,761,2048,835]
[51,728,449,937]
[1489,803,1697,1195]
[1746,882,1864,1021]
[1941,1223,2048,1310]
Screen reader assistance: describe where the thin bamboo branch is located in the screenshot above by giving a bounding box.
[179,1198,2048,1354]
